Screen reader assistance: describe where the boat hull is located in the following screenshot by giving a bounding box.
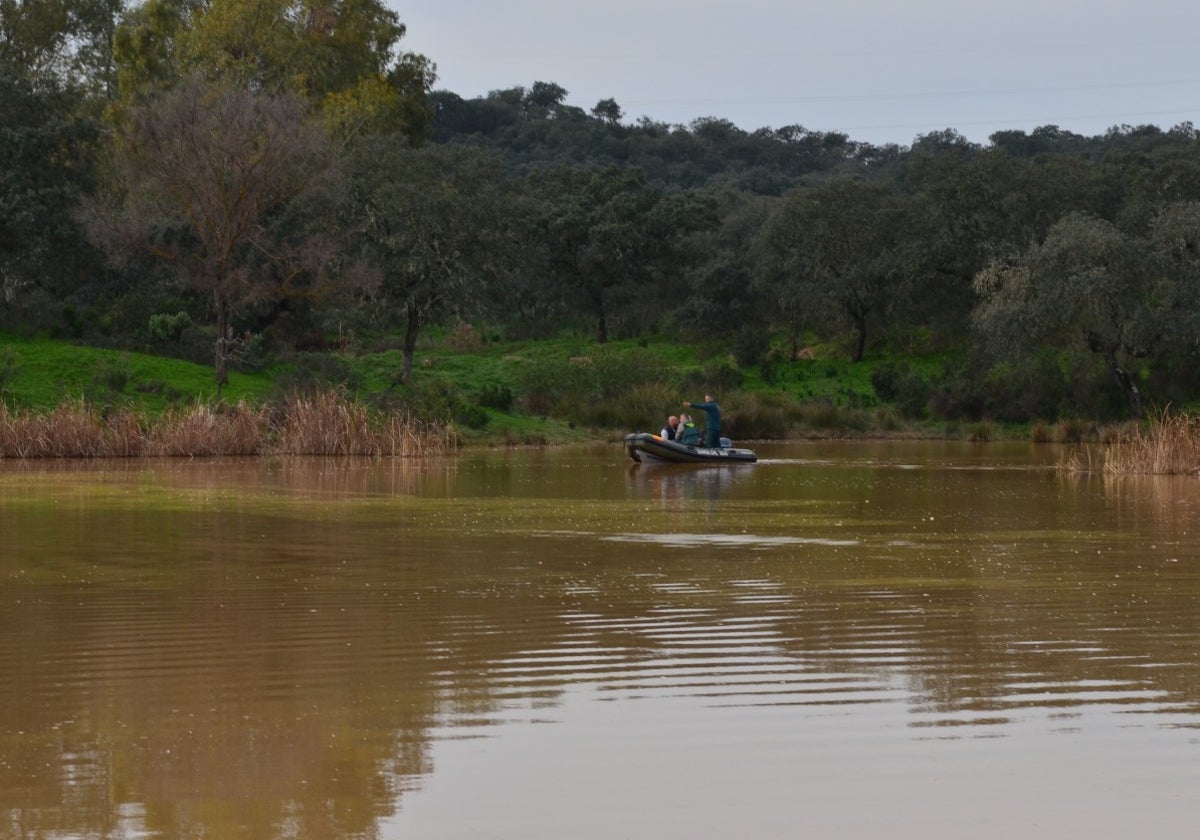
[623,432,757,464]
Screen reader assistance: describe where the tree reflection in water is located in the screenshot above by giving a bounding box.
[3,445,1200,838]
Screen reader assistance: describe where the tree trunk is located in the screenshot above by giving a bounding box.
[851,316,867,363]
[590,283,609,344]
[1109,357,1143,419]
[1090,334,1144,419]
[399,301,421,385]
[214,297,229,392]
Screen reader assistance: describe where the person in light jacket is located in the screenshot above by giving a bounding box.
[676,413,701,446]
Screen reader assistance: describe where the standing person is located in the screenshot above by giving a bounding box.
[660,415,679,441]
[683,394,722,448]
[676,413,701,446]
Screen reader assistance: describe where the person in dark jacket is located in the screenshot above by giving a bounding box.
[683,394,722,447]
[676,414,701,445]
[660,415,679,440]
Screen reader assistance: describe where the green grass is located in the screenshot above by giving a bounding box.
[1,334,271,412]
[1,330,969,443]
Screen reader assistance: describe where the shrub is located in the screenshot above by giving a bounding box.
[513,346,670,418]
[270,353,360,396]
[1052,417,1088,444]
[585,382,677,431]
[726,391,796,440]
[870,362,931,418]
[475,382,514,412]
[84,354,133,408]
[968,420,996,442]
[732,327,771,368]
[454,402,490,430]
[149,311,193,344]
[796,399,872,431]
[873,404,904,431]
[448,321,484,351]
[701,357,744,393]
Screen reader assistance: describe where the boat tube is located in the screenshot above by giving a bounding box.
[623,432,757,464]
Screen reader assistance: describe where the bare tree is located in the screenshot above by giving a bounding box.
[89,76,334,387]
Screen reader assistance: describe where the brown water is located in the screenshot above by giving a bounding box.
[2,442,1199,839]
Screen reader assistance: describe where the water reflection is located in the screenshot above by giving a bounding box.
[625,462,755,510]
[3,446,1200,839]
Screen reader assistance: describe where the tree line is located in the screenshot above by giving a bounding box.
[5,0,1200,422]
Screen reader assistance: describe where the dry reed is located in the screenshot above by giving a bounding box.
[0,392,457,459]
[1058,409,1200,475]
[274,391,376,455]
[148,402,266,457]
[0,401,145,458]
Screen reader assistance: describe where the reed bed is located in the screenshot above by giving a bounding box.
[0,393,458,459]
[148,402,267,457]
[1058,410,1200,475]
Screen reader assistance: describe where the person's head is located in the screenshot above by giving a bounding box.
[680,413,690,423]
[668,415,679,427]
[704,393,714,403]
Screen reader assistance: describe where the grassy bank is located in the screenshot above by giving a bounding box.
[0,329,1131,455]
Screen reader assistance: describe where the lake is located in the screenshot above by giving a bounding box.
[2,441,1199,839]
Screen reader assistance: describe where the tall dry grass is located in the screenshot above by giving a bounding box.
[0,401,146,458]
[148,402,266,457]
[0,393,457,459]
[1059,410,1200,475]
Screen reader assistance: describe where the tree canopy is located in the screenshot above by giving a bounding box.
[9,0,1200,423]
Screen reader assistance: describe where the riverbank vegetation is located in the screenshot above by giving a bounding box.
[1059,411,1200,475]
[6,2,1200,464]
[0,391,455,458]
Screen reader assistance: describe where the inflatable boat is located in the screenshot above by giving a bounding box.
[623,432,757,464]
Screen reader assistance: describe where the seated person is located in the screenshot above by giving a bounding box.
[660,415,679,440]
[676,413,701,446]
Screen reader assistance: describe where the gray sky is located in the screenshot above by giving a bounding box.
[391,0,1200,146]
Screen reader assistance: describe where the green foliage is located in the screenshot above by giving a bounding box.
[870,361,933,419]
[395,377,488,429]
[539,381,673,432]
[676,355,743,395]
[14,0,1200,432]
[755,177,916,362]
[148,311,193,343]
[84,353,133,408]
[342,140,516,384]
[269,353,360,397]
[474,382,514,412]
[725,391,799,439]
[0,70,103,302]
[0,346,20,403]
[513,345,672,418]
[732,326,771,368]
[112,0,434,140]
[793,399,874,432]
